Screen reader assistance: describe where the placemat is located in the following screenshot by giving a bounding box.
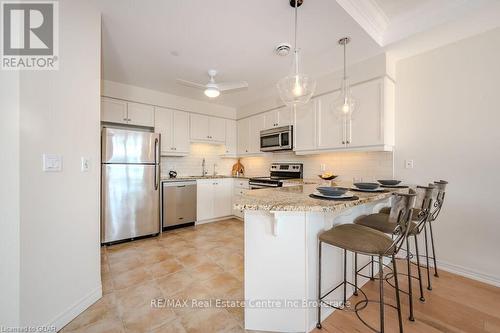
[309,194,360,201]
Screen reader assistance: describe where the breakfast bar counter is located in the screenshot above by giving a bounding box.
[235,182,402,333]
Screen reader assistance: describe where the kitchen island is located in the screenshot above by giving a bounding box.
[234,182,398,333]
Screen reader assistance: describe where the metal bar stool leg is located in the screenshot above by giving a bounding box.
[371,256,375,280]
[413,234,425,302]
[317,241,322,329]
[392,254,404,333]
[429,222,439,277]
[378,255,385,333]
[406,237,415,321]
[354,252,358,296]
[343,249,347,306]
[423,224,432,290]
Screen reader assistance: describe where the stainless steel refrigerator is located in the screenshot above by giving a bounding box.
[101,127,160,244]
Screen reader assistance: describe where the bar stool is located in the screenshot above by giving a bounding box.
[353,184,436,321]
[426,180,448,280]
[317,190,416,333]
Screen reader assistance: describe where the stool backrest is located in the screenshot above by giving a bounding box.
[431,180,448,221]
[414,184,437,223]
[387,189,417,254]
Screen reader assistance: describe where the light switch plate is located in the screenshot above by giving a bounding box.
[405,160,414,169]
[81,157,90,172]
[43,154,63,172]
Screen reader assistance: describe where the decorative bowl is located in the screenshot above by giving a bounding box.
[318,174,338,181]
[353,182,380,190]
[316,186,349,196]
[377,179,402,186]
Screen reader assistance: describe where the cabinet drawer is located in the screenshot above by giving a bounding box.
[234,179,249,189]
[233,188,247,197]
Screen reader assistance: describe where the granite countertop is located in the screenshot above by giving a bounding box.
[234,181,406,213]
[161,175,250,181]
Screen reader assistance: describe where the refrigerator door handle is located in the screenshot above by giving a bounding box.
[154,138,159,190]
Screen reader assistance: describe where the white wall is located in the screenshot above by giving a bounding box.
[17,1,102,328]
[102,80,237,119]
[0,72,20,326]
[395,27,500,284]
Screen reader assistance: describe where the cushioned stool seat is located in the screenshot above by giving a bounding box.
[380,207,421,220]
[319,224,394,256]
[354,213,418,235]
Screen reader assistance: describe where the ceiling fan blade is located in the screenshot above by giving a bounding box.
[217,81,249,92]
[176,79,207,90]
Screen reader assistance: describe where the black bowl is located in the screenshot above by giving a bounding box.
[377,179,402,186]
[316,186,348,196]
[353,182,380,190]
[318,174,338,181]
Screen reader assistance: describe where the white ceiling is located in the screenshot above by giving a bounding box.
[98,0,499,109]
[97,0,382,108]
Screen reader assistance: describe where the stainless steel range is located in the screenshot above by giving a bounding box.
[248,163,303,189]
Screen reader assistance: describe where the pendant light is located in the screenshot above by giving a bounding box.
[334,37,355,117]
[277,0,316,106]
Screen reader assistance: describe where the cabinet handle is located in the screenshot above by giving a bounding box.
[123,118,127,121]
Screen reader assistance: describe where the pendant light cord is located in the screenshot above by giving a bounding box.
[343,41,346,80]
[294,0,299,75]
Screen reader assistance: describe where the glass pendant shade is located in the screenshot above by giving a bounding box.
[334,78,355,118]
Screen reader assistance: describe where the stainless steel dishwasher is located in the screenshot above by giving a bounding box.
[162,180,197,229]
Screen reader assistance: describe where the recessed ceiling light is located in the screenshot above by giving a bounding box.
[275,43,291,57]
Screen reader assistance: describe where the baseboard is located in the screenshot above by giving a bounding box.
[434,260,500,288]
[195,215,238,225]
[49,285,102,331]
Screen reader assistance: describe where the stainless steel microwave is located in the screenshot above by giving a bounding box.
[260,125,293,152]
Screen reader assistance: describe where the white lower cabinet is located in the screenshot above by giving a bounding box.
[232,179,249,219]
[196,178,233,222]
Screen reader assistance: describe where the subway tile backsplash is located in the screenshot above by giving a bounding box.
[161,144,393,181]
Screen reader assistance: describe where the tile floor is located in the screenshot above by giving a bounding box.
[61,218,245,333]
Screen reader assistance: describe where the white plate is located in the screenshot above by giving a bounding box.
[312,191,355,199]
[351,187,384,192]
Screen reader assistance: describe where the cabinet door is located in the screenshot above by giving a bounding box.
[277,107,292,127]
[127,102,155,127]
[154,107,173,154]
[214,179,232,217]
[316,92,345,150]
[294,101,317,151]
[172,111,190,153]
[196,180,214,221]
[224,119,237,155]
[190,114,210,141]
[237,118,250,154]
[264,110,278,129]
[348,80,383,147]
[248,113,266,154]
[101,97,128,124]
[209,117,226,142]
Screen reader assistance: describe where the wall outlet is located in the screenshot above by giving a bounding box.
[81,157,90,172]
[43,154,63,172]
[320,164,326,172]
[405,160,414,169]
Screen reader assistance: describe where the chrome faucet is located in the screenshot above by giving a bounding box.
[202,158,207,177]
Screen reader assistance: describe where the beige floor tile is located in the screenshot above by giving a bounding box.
[202,273,241,298]
[61,295,118,332]
[109,255,145,275]
[149,259,184,279]
[214,253,243,270]
[122,304,177,333]
[150,319,187,333]
[187,262,224,281]
[64,318,125,333]
[114,280,163,317]
[156,270,195,297]
[177,253,214,269]
[178,308,241,333]
[140,247,176,266]
[112,266,153,290]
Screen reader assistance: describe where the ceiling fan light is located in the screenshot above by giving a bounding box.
[204,88,220,98]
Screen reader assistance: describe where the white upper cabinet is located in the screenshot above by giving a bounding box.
[101,97,128,124]
[237,118,250,154]
[223,119,237,156]
[101,97,154,127]
[263,107,292,129]
[294,102,317,151]
[248,113,266,154]
[209,117,226,143]
[190,114,226,143]
[127,102,155,127]
[155,107,190,156]
[293,77,394,154]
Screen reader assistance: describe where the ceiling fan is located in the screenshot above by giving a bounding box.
[176,69,248,98]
